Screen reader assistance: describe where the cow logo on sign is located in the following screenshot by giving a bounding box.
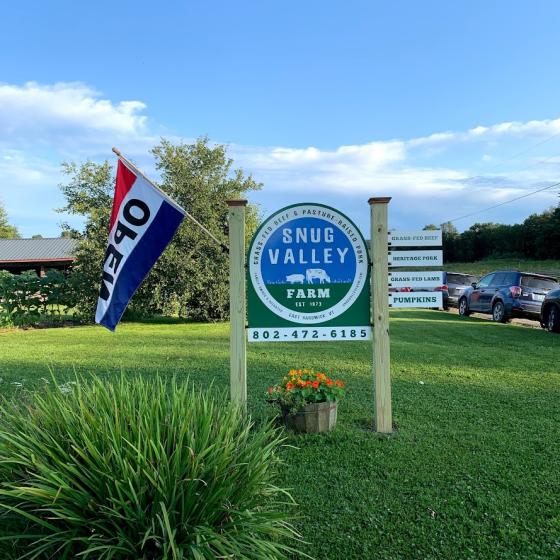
[247,203,370,340]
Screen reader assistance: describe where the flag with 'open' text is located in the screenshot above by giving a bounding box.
[95,158,185,331]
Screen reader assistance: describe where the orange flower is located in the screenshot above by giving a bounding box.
[286,382,294,390]
[335,380,345,388]
[326,379,334,387]
[312,381,319,389]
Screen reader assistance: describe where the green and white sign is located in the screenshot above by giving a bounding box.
[247,203,371,342]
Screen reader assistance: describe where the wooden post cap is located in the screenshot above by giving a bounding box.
[368,197,392,205]
[227,199,248,207]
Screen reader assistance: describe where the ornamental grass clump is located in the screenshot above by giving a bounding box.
[0,375,302,559]
[267,369,346,413]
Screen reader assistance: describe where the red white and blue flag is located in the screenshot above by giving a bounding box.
[95,158,185,331]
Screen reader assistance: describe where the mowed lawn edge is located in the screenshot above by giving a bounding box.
[0,310,558,559]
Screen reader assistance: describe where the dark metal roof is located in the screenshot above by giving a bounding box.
[0,238,78,263]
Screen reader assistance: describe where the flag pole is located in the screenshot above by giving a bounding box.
[112,147,229,253]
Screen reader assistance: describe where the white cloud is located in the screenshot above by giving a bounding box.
[231,115,560,203]
[237,140,405,172]
[231,117,560,229]
[0,82,161,235]
[0,82,148,142]
[408,117,560,148]
[0,80,559,234]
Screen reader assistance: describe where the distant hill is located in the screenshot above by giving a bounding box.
[444,258,560,279]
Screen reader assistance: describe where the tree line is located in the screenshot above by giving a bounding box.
[424,205,560,263]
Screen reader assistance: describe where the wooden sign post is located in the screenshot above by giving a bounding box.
[227,199,248,410]
[369,197,393,434]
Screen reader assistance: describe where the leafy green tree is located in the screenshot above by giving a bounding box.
[0,201,20,238]
[441,221,458,236]
[58,160,114,316]
[422,224,439,230]
[440,221,459,262]
[59,137,261,321]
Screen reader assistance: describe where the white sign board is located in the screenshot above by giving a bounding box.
[388,230,442,247]
[389,291,443,308]
[388,250,443,267]
[388,271,444,289]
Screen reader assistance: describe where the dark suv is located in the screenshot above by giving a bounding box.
[458,270,559,323]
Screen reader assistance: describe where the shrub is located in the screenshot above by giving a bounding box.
[0,269,74,327]
[0,375,302,559]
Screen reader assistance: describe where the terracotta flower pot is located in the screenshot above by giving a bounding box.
[281,400,338,434]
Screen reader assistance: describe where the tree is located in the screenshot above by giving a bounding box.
[58,160,114,316]
[422,224,439,231]
[440,221,459,263]
[59,137,261,321]
[0,201,20,238]
[441,221,458,236]
[31,234,43,239]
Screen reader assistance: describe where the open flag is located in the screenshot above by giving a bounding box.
[95,156,185,331]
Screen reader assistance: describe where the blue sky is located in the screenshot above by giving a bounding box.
[1,0,560,237]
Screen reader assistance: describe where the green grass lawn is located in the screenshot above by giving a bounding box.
[444,257,560,278]
[0,311,559,559]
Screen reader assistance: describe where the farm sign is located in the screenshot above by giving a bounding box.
[247,203,371,342]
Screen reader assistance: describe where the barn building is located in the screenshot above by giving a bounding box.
[0,238,77,276]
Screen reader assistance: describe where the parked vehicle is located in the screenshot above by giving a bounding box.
[540,289,560,332]
[458,270,559,323]
[445,272,479,308]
